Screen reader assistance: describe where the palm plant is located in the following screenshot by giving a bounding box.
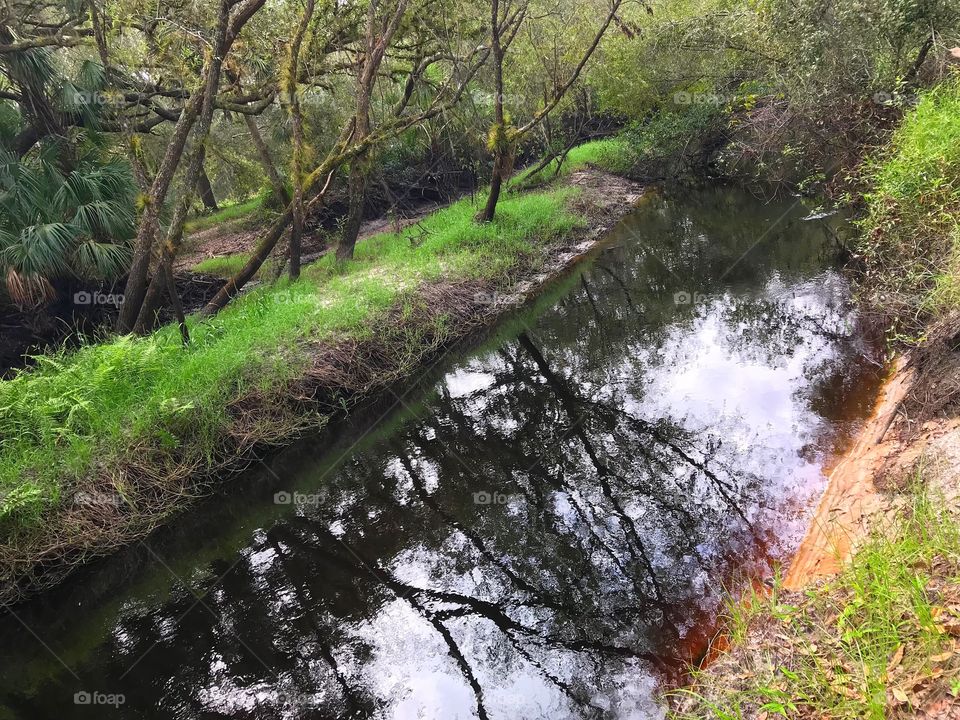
[0,45,137,308]
[0,148,136,307]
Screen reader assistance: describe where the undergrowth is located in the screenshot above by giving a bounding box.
[0,184,581,539]
[670,477,960,719]
[858,74,960,341]
[183,194,267,234]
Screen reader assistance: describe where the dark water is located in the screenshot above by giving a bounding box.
[0,187,883,720]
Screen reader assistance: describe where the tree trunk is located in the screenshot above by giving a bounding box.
[244,113,290,206]
[195,149,219,210]
[201,205,294,316]
[476,0,506,223]
[118,0,265,332]
[337,160,368,260]
[285,0,316,281]
[478,151,508,222]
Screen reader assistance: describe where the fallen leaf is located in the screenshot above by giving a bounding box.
[888,645,905,672]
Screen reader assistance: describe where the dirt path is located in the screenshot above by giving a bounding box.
[175,199,451,271]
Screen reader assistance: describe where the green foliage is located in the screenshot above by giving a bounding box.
[589,0,960,185]
[625,105,728,175]
[0,151,136,304]
[0,185,581,535]
[858,75,960,334]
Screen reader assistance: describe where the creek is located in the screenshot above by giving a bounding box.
[0,186,884,720]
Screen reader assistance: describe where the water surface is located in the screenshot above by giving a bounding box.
[0,187,883,719]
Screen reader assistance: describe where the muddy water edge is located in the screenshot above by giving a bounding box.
[0,185,885,720]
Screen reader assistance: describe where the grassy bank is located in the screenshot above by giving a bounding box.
[857,75,960,340]
[0,149,642,602]
[670,477,960,718]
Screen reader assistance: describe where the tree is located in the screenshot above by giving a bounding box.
[118,0,267,332]
[199,0,492,314]
[475,0,624,222]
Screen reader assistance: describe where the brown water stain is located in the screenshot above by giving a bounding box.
[784,357,913,589]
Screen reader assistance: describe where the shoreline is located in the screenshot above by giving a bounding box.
[0,168,646,609]
[783,357,912,589]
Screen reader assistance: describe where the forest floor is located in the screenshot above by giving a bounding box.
[175,196,454,276]
[0,150,644,607]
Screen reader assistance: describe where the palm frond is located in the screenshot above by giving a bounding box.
[11,222,78,276]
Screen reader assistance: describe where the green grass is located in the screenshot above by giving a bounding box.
[184,194,267,234]
[512,137,642,187]
[514,113,724,190]
[671,477,960,719]
[0,185,582,535]
[191,252,253,277]
[859,76,960,335]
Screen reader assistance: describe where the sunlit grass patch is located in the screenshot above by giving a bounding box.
[184,194,267,234]
[0,185,581,535]
[191,252,252,277]
[512,137,641,187]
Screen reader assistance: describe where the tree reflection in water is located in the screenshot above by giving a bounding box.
[0,188,883,720]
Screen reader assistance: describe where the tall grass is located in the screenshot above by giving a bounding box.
[0,185,581,535]
[859,75,960,336]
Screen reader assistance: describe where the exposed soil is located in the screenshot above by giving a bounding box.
[783,358,913,589]
[175,196,453,271]
[0,167,646,607]
[673,320,960,718]
[787,311,960,589]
